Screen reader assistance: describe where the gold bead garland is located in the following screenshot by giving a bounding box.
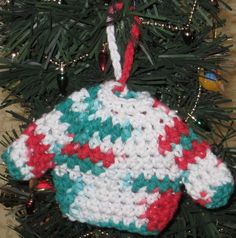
[45,53,89,72]
[187,0,198,27]
[78,229,118,238]
[78,229,133,238]
[185,84,202,123]
[44,0,63,4]
[141,0,198,31]
[140,18,186,32]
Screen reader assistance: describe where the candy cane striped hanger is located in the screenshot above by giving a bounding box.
[106,2,141,93]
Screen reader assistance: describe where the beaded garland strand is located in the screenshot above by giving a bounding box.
[2,1,234,236]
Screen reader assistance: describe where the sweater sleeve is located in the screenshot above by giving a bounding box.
[1,98,76,181]
[181,140,234,209]
[2,114,67,181]
[157,114,234,209]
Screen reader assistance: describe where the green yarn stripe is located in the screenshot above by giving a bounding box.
[206,183,234,208]
[132,173,181,194]
[54,154,105,176]
[56,85,132,145]
[2,148,25,180]
[53,172,85,214]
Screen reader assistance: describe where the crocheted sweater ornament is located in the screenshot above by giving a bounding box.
[2,2,234,236]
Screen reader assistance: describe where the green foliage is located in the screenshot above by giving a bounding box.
[0,0,235,237]
[0,0,233,120]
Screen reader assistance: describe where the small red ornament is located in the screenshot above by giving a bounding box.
[35,179,55,192]
[99,46,109,73]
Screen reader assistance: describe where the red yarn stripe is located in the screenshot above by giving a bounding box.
[158,117,188,155]
[157,116,209,170]
[195,197,211,206]
[23,123,55,178]
[145,189,182,232]
[153,99,170,114]
[62,143,115,168]
[175,140,209,170]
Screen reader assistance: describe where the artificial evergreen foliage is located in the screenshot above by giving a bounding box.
[0,0,235,237]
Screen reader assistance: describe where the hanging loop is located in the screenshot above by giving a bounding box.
[106,2,140,92]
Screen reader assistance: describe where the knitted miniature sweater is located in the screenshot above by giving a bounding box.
[2,80,234,236]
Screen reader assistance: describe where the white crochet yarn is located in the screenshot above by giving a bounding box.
[8,135,34,180]
[106,16,122,81]
[185,150,234,200]
[35,109,73,149]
